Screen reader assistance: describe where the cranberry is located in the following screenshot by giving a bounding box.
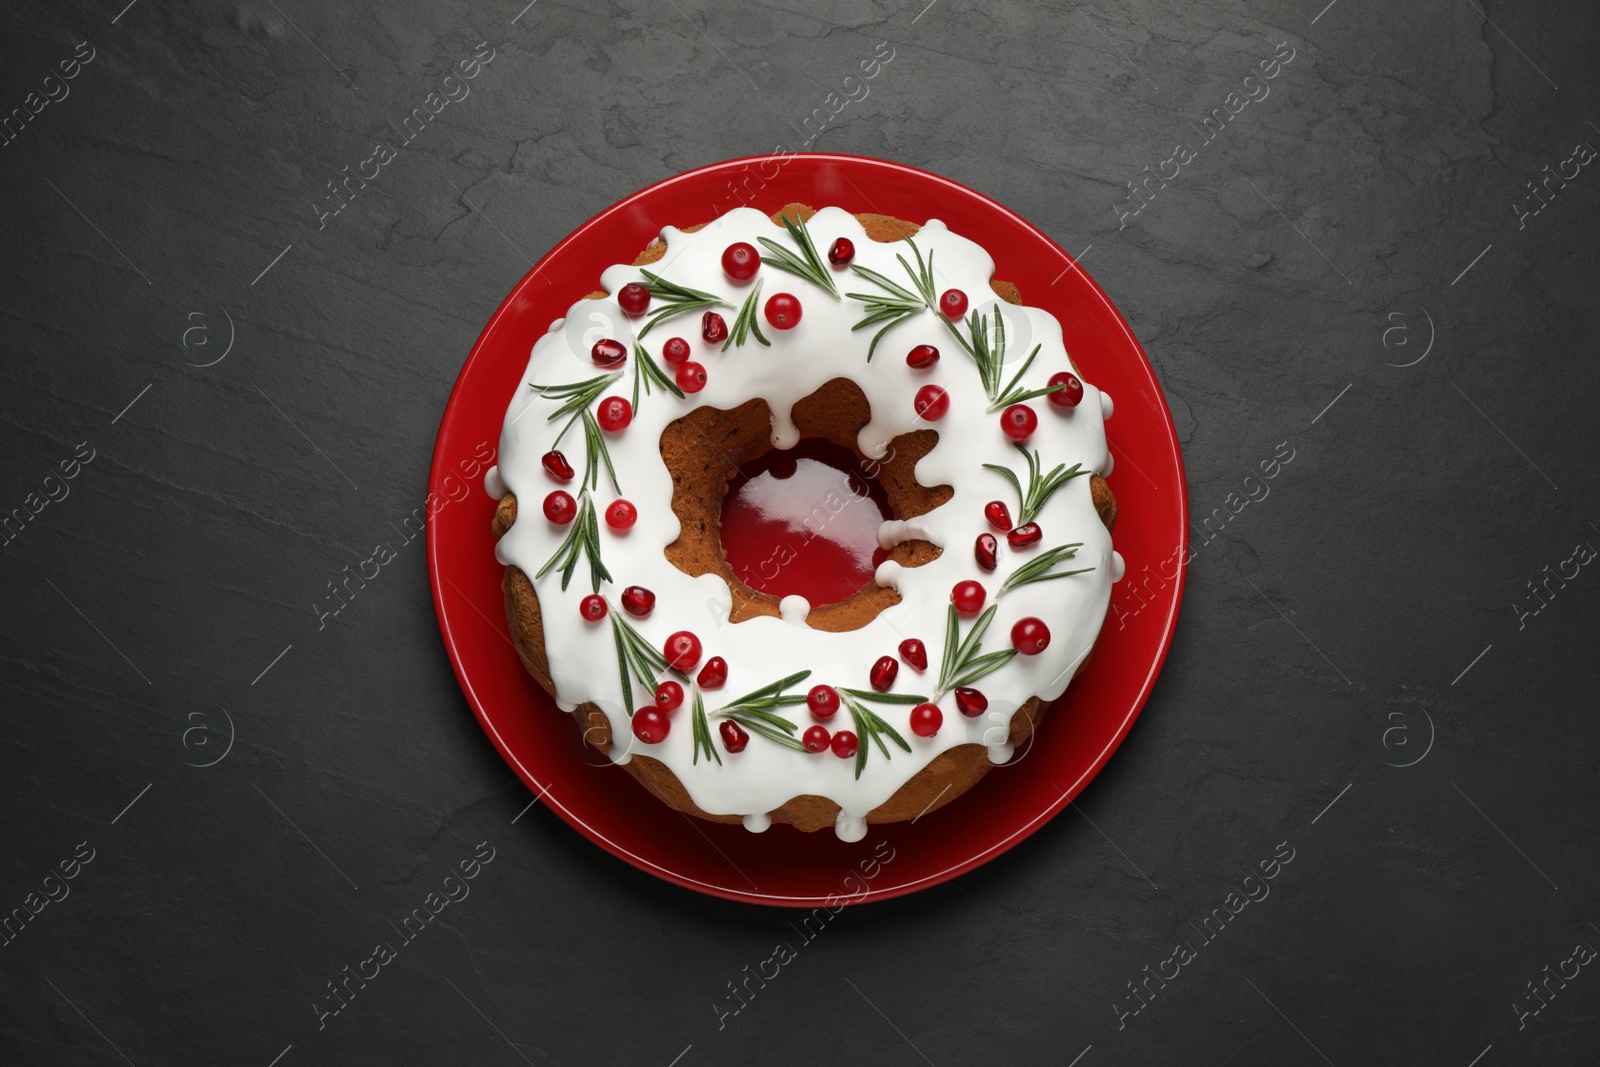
[543,490,576,525]
[906,344,940,369]
[591,338,627,368]
[722,242,760,283]
[662,336,691,365]
[1001,403,1038,442]
[654,680,684,712]
[765,292,802,330]
[663,631,702,671]
[1011,617,1051,654]
[975,533,999,572]
[807,685,840,721]
[676,361,708,393]
[939,288,968,318]
[910,702,943,737]
[914,384,949,421]
[955,687,988,717]
[697,656,728,690]
[1048,371,1084,409]
[803,725,832,753]
[828,237,855,267]
[579,594,607,621]
[951,580,986,616]
[617,283,650,318]
[621,586,655,617]
[632,707,670,743]
[898,638,927,672]
[597,396,632,432]
[984,500,1013,532]
[542,450,574,483]
[702,311,728,344]
[720,720,749,753]
[870,655,899,692]
[1007,522,1042,549]
[830,730,859,758]
[605,499,637,531]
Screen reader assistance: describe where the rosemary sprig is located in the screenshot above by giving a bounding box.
[997,543,1092,597]
[610,609,684,716]
[844,236,941,361]
[630,341,686,411]
[989,341,1067,410]
[982,444,1087,526]
[934,603,1018,699]
[531,372,623,493]
[710,669,811,753]
[838,690,912,779]
[756,213,839,297]
[578,409,620,493]
[724,279,772,350]
[638,269,732,337]
[691,688,720,765]
[536,491,612,594]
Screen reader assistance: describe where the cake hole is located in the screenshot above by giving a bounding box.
[719,439,892,606]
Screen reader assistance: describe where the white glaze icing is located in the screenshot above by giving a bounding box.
[491,207,1115,840]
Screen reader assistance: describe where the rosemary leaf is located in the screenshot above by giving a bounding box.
[692,688,722,766]
[838,688,929,705]
[756,213,839,296]
[724,279,772,350]
[638,269,732,337]
[998,543,1093,597]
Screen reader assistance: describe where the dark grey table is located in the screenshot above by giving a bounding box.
[4,1,1597,1064]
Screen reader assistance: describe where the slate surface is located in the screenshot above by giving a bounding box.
[2,1,1598,1064]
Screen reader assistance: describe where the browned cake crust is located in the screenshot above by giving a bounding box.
[494,204,1116,833]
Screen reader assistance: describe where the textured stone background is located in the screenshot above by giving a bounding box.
[2,0,1598,1064]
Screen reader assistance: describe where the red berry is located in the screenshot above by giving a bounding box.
[939,288,968,318]
[1007,522,1042,549]
[765,292,802,330]
[1048,371,1084,409]
[720,720,749,753]
[1001,403,1038,442]
[906,344,939,369]
[955,687,988,717]
[654,680,684,712]
[591,338,627,368]
[543,490,576,525]
[621,585,655,617]
[663,631,702,671]
[1012,616,1051,655]
[662,337,691,365]
[702,311,728,344]
[579,594,607,621]
[676,361,707,393]
[914,385,949,421]
[898,638,927,672]
[597,396,632,432]
[722,242,760,283]
[828,237,854,267]
[632,707,670,744]
[984,500,1013,532]
[803,725,831,753]
[951,580,986,616]
[697,656,728,690]
[910,702,943,737]
[830,730,859,758]
[807,685,840,721]
[542,450,574,483]
[617,283,650,318]
[975,533,999,571]
[605,498,637,531]
[870,655,899,692]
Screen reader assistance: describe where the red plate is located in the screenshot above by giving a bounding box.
[428,154,1186,907]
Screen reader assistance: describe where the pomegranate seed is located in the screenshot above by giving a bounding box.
[1001,403,1038,442]
[984,500,1013,531]
[676,360,707,393]
[910,702,943,737]
[975,533,999,571]
[914,384,949,421]
[827,237,854,267]
[701,311,728,344]
[654,680,684,711]
[765,292,802,330]
[663,631,702,671]
[579,594,607,621]
[621,586,655,617]
[597,396,632,432]
[807,685,840,721]
[1048,371,1084,409]
[591,338,627,368]
[870,655,899,692]
[803,725,831,753]
[605,499,637,531]
[1007,522,1042,549]
[542,450,574,483]
[720,720,749,753]
[955,687,988,717]
[617,283,650,318]
[1012,616,1051,655]
[542,490,576,525]
[830,730,859,758]
[898,638,927,672]
[697,656,728,690]
[906,344,939,369]
[939,288,968,318]
[632,707,670,744]
[951,580,986,616]
[662,337,691,365]
[722,242,760,282]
